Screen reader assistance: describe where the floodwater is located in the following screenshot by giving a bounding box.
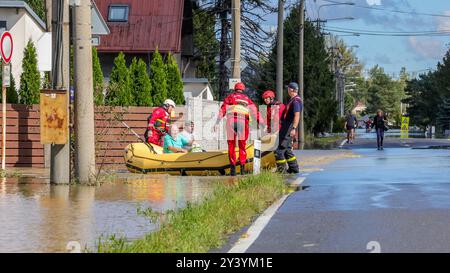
[0,173,228,253]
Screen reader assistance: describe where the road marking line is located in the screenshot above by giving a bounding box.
[228,177,306,253]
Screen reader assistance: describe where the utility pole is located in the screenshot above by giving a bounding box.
[298,0,305,149]
[276,0,284,101]
[73,0,96,184]
[231,0,241,80]
[50,0,70,184]
[44,0,52,169]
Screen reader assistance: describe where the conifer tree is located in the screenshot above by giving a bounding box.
[19,40,41,105]
[149,49,167,106]
[92,47,104,105]
[166,53,184,105]
[130,57,152,106]
[106,52,133,106]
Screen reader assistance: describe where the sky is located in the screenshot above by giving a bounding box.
[263,0,450,78]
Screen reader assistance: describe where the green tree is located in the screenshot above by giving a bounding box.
[150,49,167,106]
[365,65,405,125]
[129,57,152,106]
[248,5,336,135]
[105,52,133,106]
[166,53,184,105]
[25,0,45,20]
[19,40,41,105]
[92,46,104,105]
[193,6,220,98]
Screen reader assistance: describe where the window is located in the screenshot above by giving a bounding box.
[108,5,129,22]
[0,21,6,32]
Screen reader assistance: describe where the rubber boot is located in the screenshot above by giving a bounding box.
[276,163,287,173]
[240,165,246,175]
[287,159,300,174]
[230,165,236,176]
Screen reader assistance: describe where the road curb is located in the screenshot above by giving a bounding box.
[228,177,306,253]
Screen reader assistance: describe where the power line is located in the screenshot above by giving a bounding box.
[321,0,450,18]
[325,25,450,35]
[324,27,450,37]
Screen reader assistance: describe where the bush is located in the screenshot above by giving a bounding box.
[149,49,167,106]
[19,40,41,105]
[130,57,152,106]
[105,52,133,106]
[166,53,184,105]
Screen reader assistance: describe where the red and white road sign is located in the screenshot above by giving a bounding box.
[1,31,13,64]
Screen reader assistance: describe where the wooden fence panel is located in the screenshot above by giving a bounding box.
[0,104,184,168]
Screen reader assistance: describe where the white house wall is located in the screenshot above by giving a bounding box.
[7,10,46,89]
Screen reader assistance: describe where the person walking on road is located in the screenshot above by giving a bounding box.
[371,110,388,150]
[275,82,302,174]
[215,82,265,176]
[344,110,358,144]
[262,90,285,134]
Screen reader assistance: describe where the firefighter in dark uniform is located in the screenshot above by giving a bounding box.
[276,82,302,174]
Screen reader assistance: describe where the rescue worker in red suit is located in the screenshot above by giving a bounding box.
[215,82,265,176]
[262,90,285,134]
[145,99,176,146]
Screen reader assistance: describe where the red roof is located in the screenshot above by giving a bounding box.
[95,0,184,53]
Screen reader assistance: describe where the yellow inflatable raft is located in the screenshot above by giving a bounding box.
[124,135,277,176]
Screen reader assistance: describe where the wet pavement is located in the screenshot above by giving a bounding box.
[247,133,450,253]
[0,174,224,253]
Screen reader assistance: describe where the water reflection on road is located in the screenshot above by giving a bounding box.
[0,174,226,253]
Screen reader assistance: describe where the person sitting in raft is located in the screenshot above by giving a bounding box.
[163,124,193,153]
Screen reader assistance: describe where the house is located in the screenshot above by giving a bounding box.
[352,101,367,115]
[94,0,195,79]
[0,1,51,88]
[183,78,214,101]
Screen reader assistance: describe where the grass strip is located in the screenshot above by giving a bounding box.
[97,172,287,253]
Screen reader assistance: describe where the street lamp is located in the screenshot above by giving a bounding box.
[317,2,355,29]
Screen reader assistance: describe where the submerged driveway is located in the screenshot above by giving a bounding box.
[247,136,450,253]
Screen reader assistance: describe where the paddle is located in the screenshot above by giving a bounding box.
[121,121,157,154]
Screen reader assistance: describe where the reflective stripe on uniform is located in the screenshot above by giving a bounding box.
[228,105,250,115]
[276,159,287,164]
[286,157,297,162]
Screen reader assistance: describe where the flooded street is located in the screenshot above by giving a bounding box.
[0,172,224,253]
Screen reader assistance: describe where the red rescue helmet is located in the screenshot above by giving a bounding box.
[234,82,246,92]
[262,90,275,99]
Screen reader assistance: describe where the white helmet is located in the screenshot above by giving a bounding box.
[164,99,176,108]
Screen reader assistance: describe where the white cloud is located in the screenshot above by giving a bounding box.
[366,0,381,6]
[436,11,450,31]
[407,37,445,60]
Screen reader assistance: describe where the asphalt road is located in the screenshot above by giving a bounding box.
[247,133,450,253]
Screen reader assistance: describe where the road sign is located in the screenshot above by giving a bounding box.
[401,117,410,132]
[0,31,13,64]
[229,78,241,90]
[225,58,248,71]
[2,64,10,87]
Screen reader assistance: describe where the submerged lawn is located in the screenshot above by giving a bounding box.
[97,172,286,253]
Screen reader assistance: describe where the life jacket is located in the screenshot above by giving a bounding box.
[267,101,285,132]
[144,106,170,141]
[224,92,252,121]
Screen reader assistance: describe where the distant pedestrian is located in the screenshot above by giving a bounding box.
[344,110,358,144]
[275,82,301,174]
[371,110,388,150]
